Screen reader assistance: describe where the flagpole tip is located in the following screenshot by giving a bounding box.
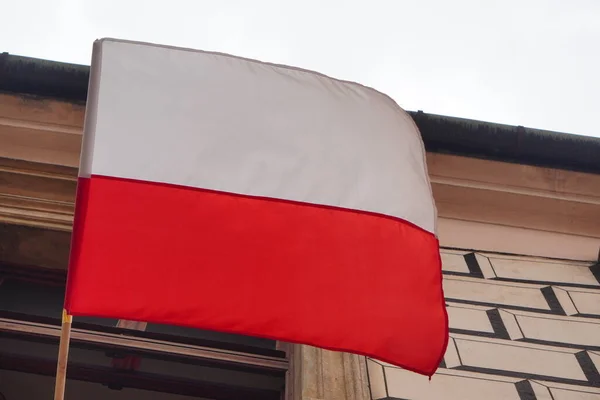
[62,309,72,324]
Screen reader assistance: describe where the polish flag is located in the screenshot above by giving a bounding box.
[65,38,448,376]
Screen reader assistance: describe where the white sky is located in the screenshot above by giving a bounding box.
[2,0,599,137]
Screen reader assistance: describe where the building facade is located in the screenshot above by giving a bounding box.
[0,53,599,399]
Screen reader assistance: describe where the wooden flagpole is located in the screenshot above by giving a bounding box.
[54,309,73,400]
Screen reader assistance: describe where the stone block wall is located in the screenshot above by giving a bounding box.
[368,249,600,399]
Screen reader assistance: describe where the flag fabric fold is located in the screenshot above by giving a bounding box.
[65,38,448,376]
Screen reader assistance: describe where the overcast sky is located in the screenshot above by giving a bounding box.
[2,0,599,137]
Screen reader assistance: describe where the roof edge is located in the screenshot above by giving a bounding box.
[409,111,600,174]
[1,52,599,174]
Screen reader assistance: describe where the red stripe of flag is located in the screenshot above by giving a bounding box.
[65,175,448,376]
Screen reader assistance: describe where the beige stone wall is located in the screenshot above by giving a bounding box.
[368,248,600,399]
[3,93,599,262]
